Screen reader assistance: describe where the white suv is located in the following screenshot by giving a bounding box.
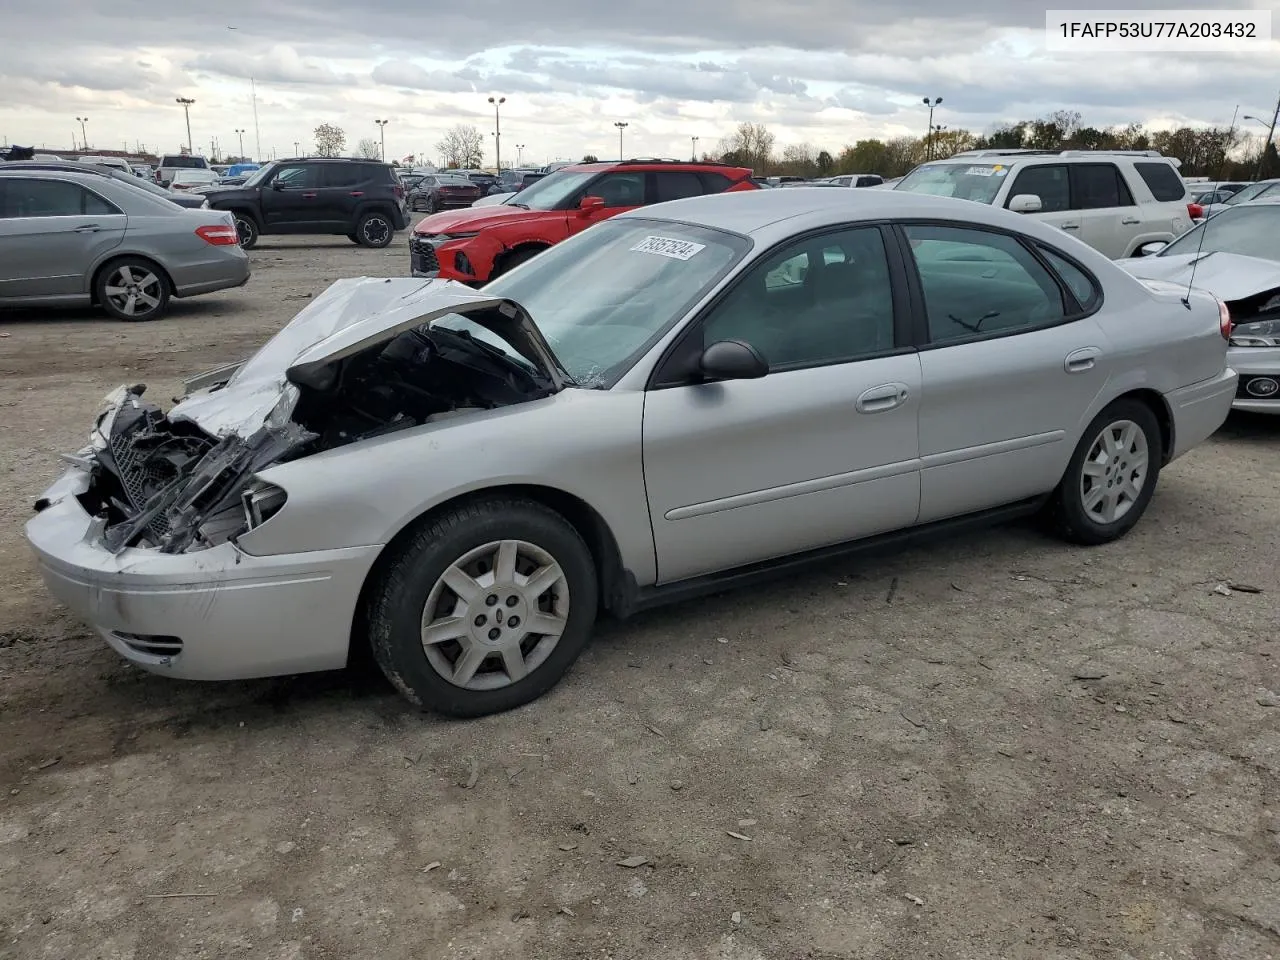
[894,149,1193,259]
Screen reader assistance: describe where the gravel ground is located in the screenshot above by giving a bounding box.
[1,226,1279,960]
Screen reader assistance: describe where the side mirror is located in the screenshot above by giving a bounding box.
[577,195,605,216]
[1138,241,1168,257]
[1008,194,1042,213]
[700,339,768,381]
[271,179,285,191]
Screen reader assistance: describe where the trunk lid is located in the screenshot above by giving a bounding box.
[1118,251,1280,303]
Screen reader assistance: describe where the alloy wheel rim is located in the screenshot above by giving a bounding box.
[420,539,570,690]
[363,217,390,244]
[235,218,253,244]
[1080,418,1148,525]
[103,265,161,317]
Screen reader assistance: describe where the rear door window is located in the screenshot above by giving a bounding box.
[323,164,363,188]
[697,171,734,193]
[653,171,705,202]
[1070,163,1135,209]
[0,178,120,217]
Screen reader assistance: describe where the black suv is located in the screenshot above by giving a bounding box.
[204,158,409,249]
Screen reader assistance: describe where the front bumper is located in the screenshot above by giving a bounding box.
[1165,366,1238,459]
[1227,344,1280,414]
[25,465,380,681]
[408,234,483,282]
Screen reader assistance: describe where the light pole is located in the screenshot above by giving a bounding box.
[932,123,948,156]
[614,121,628,160]
[691,135,699,160]
[75,116,88,150]
[234,128,246,159]
[293,141,300,157]
[488,96,506,170]
[516,143,525,167]
[1245,95,1280,179]
[922,96,943,160]
[375,118,389,161]
[175,97,195,153]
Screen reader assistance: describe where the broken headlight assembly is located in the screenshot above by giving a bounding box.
[241,479,288,531]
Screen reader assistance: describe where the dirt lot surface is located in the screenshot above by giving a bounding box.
[2,227,1279,960]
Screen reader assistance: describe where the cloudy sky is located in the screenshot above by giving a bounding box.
[3,0,1277,166]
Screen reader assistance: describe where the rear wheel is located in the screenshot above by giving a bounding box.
[1050,399,1162,545]
[95,258,170,322]
[366,498,598,717]
[356,211,394,248]
[232,213,259,249]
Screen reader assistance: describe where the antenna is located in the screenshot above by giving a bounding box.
[1181,107,1238,310]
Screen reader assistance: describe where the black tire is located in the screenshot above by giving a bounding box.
[347,233,360,244]
[423,195,437,215]
[491,247,542,278]
[355,211,394,248]
[95,257,171,322]
[366,498,599,717]
[1050,398,1163,545]
[232,212,259,249]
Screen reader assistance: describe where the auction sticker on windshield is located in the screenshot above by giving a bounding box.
[631,236,706,260]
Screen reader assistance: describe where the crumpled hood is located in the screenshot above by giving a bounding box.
[168,277,567,438]
[1118,251,1280,303]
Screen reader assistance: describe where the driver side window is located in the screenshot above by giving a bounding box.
[272,165,317,189]
[583,172,644,207]
[701,226,897,369]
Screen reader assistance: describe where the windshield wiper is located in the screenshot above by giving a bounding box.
[507,202,530,209]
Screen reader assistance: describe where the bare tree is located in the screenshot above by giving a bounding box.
[435,124,485,168]
[356,138,381,160]
[717,122,775,172]
[313,123,346,158]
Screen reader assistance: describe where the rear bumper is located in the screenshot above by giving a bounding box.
[25,465,379,681]
[172,254,250,298]
[1166,366,1238,459]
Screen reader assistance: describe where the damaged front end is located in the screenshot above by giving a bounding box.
[79,384,312,554]
[60,278,569,555]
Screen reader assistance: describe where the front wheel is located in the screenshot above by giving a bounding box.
[355,211,394,248]
[96,258,170,322]
[366,498,599,717]
[1050,399,1163,545]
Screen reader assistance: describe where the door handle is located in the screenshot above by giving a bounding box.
[1060,223,1080,230]
[349,191,364,197]
[74,224,100,233]
[301,192,317,199]
[1121,216,1141,224]
[855,382,909,414]
[1064,347,1102,373]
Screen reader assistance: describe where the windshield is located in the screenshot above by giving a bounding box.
[1159,204,1280,262]
[894,162,1008,203]
[432,217,750,386]
[503,170,596,210]
[1224,181,1276,205]
[242,162,278,187]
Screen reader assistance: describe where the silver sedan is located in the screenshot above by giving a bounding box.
[26,188,1236,716]
[0,168,249,321]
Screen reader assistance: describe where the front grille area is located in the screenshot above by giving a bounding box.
[1237,375,1280,400]
[108,431,172,538]
[409,236,440,274]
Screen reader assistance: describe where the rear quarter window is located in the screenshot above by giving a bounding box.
[1133,162,1186,202]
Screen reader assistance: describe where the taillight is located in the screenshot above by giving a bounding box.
[1188,202,1204,219]
[1218,299,1232,340]
[393,184,404,199]
[196,224,239,246]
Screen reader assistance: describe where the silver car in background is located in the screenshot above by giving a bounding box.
[0,168,249,321]
[26,189,1235,717]
[1119,198,1280,412]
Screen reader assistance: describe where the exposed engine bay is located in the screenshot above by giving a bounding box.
[77,322,556,555]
